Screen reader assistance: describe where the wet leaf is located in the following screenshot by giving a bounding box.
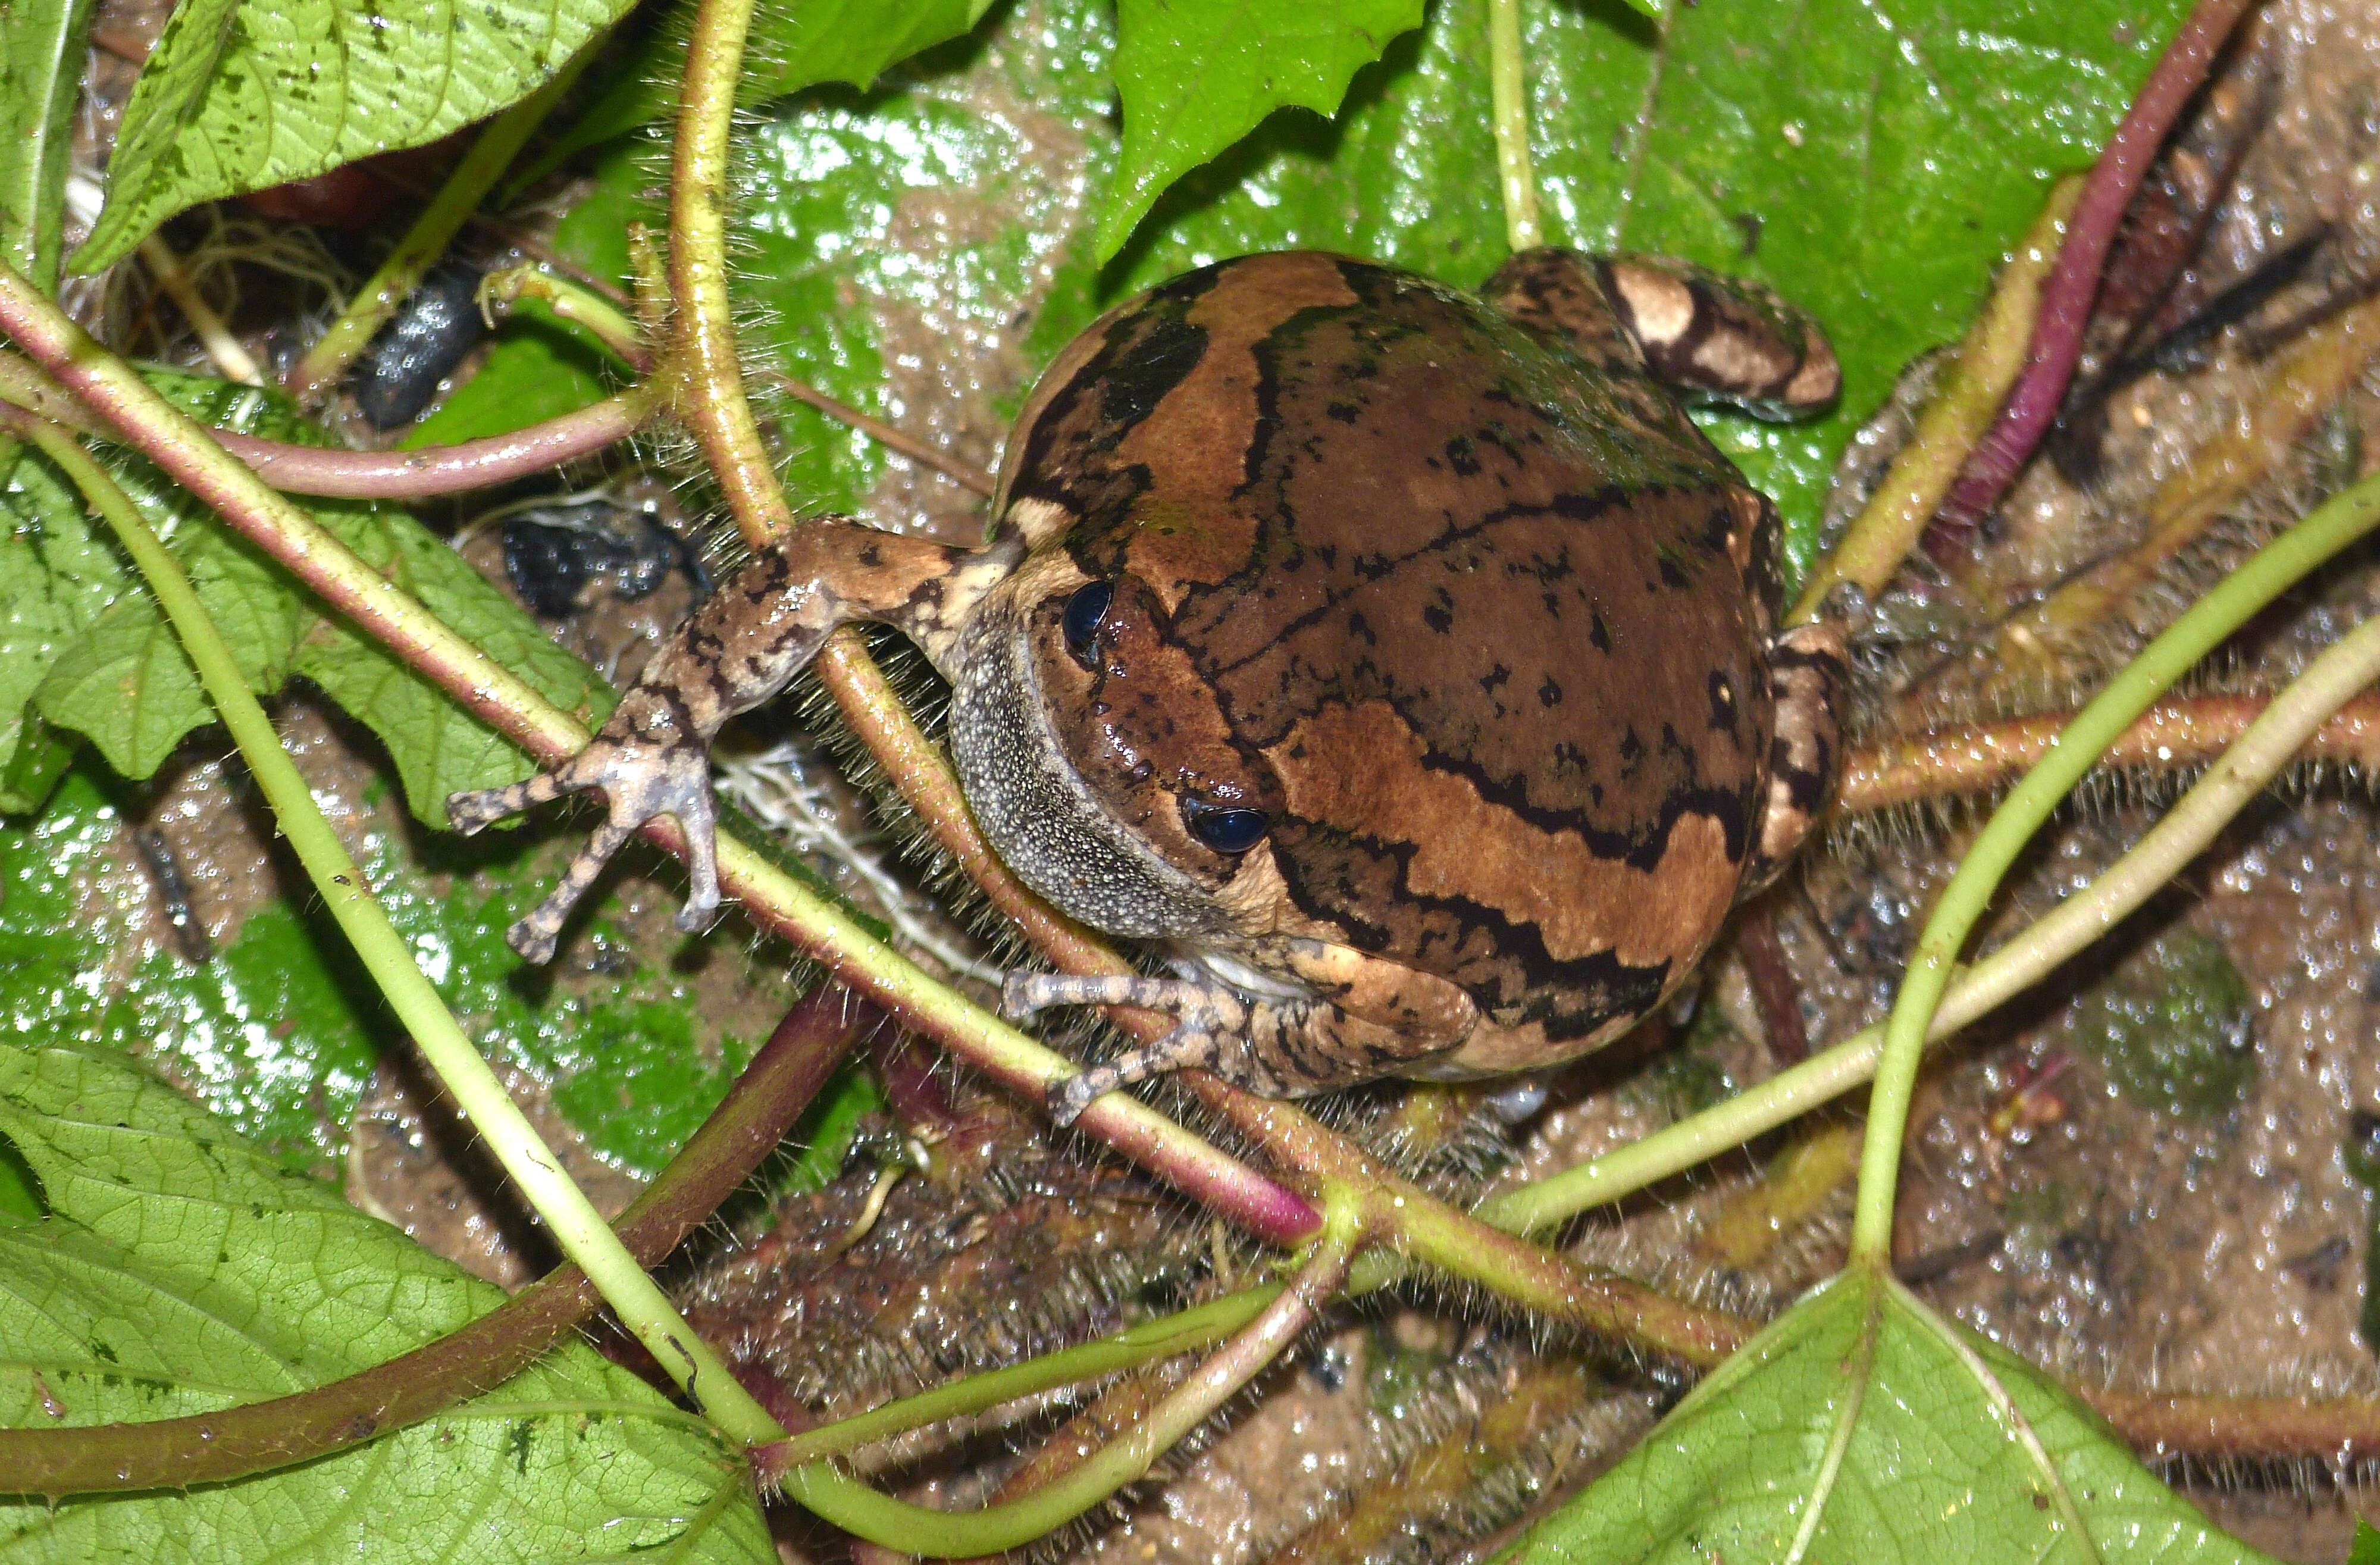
[74,0,635,270]
[1500,1266,2274,1564]
[0,0,94,289]
[0,370,606,822]
[1097,0,1427,260]
[0,1039,772,1564]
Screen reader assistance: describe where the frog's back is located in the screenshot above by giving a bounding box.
[1012,253,1781,1045]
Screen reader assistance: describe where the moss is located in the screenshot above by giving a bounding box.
[2067,928,2256,1119]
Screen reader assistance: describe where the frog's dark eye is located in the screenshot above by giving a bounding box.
[1181,798,1270,854]
[1062,581,1113,665]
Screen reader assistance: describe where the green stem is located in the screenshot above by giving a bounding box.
[1846,470,2380,1262]
[779,1203,1360,1557]
[15,417,784,1447]
[760,1287,1280,1468]
[1487,0,1541,253]
[287,45,597,402]
[668,0,794,543]
[480,265,650,371]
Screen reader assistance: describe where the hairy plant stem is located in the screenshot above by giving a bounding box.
[1849,470,2380,1262]
[776,1200,1364,1558]
[668,0,793,543]
[1927,0,2257,547]
[0,981,874,1495]
[1,414,800,1454]
[1839,689,2380,813]
[287,45,596,402]
[0,261,1317,1254]
[1488,0,1541,253]
[0,346,660,497]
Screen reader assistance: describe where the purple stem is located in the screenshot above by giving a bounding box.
[224,390,654,497]
[1928,0,2257,552]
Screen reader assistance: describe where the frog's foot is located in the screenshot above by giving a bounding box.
[1485,249,1840,421]
[1743,619,1849,893]
[446,688,722,963]
[1005,972,1288,1126]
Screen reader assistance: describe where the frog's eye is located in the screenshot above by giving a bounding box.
[1180,798,1270,854]
[1062,581,1113,665]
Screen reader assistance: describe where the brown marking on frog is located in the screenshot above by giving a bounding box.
[1267,699,1740,970]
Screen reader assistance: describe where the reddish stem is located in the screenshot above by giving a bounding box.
[223,390,654,497]
[1926,0,2256,555]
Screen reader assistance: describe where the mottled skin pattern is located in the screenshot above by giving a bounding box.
[450,249,1846,1125]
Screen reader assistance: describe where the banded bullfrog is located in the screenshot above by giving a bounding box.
[450,248,1847,1124]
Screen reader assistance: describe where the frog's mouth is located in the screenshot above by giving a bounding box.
[945,559,1233,944]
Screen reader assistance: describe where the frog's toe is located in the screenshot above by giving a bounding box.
[1001,971,1237,1023]
[1045,1068,1114,1128]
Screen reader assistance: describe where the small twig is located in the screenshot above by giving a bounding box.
[1791,179,2078,619]
[1840,689,2380,813]
[772,372,994,496]
[1486,0,1542,254]
[134,231,262,385]
[1926,0,2258,549]
[0,350,656,497]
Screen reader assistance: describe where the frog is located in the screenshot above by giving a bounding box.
[449,248,1848,1126]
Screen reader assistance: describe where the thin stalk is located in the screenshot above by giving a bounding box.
[668,0,793,544]
[287,45,597,401]
[0,261,1319,1251]
[0,982,871,1495]
[14,415,785,1442]
[1928,0,2256,542]
[756,1287,1281,1470]
[1789,177,2078,621]
[481,265,652,371]
[777,1204,1361,1558]
[1848,469,2380,1262]
[136,231,262,384]
[1839,689,2380,813]
[0,349,656,497]
[1488,0,1541,253]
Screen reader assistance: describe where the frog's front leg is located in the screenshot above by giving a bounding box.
[1006,940,1479,1125]
[449,522,1017,962]
[1485,248,1839,420]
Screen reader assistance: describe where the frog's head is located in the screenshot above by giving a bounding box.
[945,546,1288,943]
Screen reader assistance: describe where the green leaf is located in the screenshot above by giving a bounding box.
[2351,1519,2380,1565]
[0,0,96,290]
[30,593,207,779]
[73,0,636,272]
[516,0,989,196]
[0,368,608,822]
[0,1040,773,1563]
[1500,1267,2275,1564]
[1097,0,1427,260]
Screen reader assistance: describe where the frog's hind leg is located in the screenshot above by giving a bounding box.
[1484,249,1840,421]
[1743,619,1849,894]
[1007,943,1478,1125]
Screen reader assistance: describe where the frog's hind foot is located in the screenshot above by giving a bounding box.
[1743,619,1849,894]
[1486,249,1840,421]
[446,690,723,963]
